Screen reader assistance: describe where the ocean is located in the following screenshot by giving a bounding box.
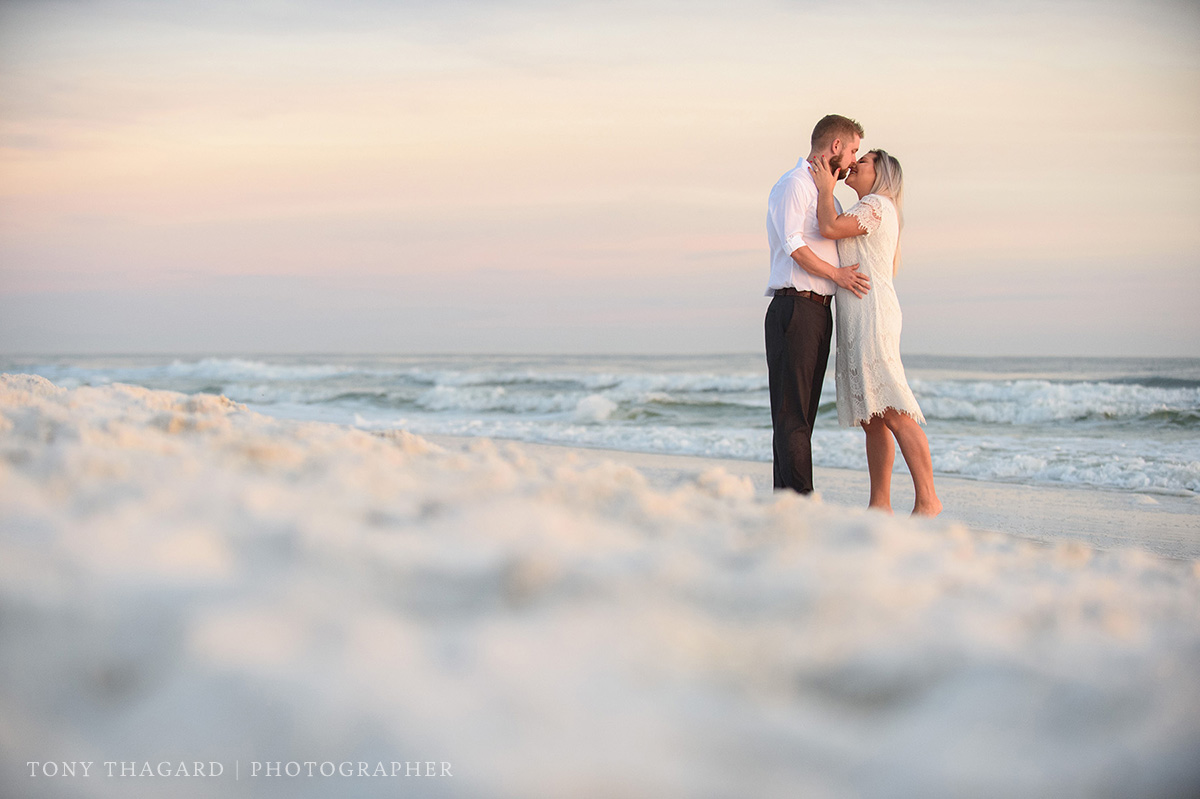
[5,353,1199,496]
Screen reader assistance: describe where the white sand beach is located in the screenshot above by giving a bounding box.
[426,436,1200,561]
[2,374,1199,798]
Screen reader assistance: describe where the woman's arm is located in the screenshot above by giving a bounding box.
[808,155,871,240]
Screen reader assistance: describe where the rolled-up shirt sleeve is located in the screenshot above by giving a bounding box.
[770,175,816,256]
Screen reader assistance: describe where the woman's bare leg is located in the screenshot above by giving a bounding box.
[880,409,941,516]
[862,416,895,513]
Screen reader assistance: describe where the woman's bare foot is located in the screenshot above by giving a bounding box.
[868,501,893,514]
[912,498,942,517]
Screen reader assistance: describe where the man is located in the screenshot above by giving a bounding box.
[764,114,870,494]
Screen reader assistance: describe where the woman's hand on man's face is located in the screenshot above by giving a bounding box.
[808,154,837,192]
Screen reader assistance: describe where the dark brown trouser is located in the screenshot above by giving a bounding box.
[764,294,832,494]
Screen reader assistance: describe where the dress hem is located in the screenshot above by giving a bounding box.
[838,405,926,428]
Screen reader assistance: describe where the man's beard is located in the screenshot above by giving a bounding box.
[829,154,851,180]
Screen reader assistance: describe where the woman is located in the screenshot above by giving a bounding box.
[808,150,941,517]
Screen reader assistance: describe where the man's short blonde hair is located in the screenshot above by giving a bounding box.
[810,114,864,150]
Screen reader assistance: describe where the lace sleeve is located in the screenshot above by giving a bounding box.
[846,194,884,235]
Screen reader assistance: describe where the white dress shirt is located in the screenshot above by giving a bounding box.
[764,157,841,297]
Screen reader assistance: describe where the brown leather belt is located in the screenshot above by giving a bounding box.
[774,287,832,306]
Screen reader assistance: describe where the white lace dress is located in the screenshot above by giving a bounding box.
[834,193,926,427]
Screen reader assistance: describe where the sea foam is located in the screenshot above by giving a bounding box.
[12,355,1198,496]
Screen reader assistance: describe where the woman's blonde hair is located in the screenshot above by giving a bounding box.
[867,148,904,270]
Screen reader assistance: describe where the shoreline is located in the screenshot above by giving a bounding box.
[424,434,1200,561]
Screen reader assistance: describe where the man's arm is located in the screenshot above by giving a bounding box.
[791,246,870,298]
[772,175,870,298]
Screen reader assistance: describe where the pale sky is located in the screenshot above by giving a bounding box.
[1,0,1198,356]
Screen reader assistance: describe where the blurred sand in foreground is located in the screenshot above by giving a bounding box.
[2,375,1198,799]
[426,436,1200,561]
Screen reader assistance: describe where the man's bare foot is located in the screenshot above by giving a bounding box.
[912,498,942,517]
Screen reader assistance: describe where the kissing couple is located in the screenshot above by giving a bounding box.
[764,114,941,517]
